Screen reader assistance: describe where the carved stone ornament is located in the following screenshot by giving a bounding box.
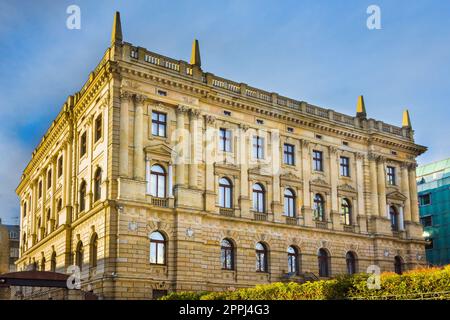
[204,114,216,125]
[176,105,188,114]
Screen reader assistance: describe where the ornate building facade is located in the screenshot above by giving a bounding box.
[15,12,427,299]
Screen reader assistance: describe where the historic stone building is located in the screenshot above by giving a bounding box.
[15,12,427,299]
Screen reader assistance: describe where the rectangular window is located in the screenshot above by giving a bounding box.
[94,114,102,142]
[80,132,87,157]
[313,150,323,171]
[57,156,63,178]
[420,216,432,227]
[47,170,52,189]
[253,136,265,159]
[340,156,350,177]
[284,144,295,165]
[38,181,42,198]
[419,194,431,206]
[152,112,167,137]
[219,128,232,152]
[387,166,396,185]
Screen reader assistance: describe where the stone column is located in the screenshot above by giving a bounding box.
[145,155,151,194]
[188,109,200,188]
[408,163,419,223]
[368,153,379,216]
[301,140,313,227]
[50,156,57,232]
[377,156,387,217]
[355,153,367,232]
[119,91,132,177]
[399,206,405,230]
[400,163,412,222]
[329,146,338,212]
[203,114,216,212]
[271,130,282,222]
[175,105,188,186]
[238,124,250,217]
[133,94,146,180]
[168,164,174,197]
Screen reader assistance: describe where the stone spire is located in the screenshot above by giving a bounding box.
[190,39,201,67]
[111,11,123,46]
[356,95,367,119]
[402,109,412,128]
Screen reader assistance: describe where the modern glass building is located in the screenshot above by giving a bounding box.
[417,158,450,266]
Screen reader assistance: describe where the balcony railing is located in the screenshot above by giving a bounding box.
[285,216,298,225]
[219,207,234,217]
[315,220,328,229]
[343,225,355,233]
[254,212,268,221]
[151,197,168,208]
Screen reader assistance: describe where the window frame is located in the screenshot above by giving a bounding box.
[255,242,268,273]
[313,150,323,172]
[341,198,352,226]
[346,251,357,275]
[221,239,234,270]
[340,156,350,177]
[219,177,233,208]
[94,168,102,202]
[150,164,166,198]
[151,111,167,138]
[387,166,396,185]
[79,181,86,212]
[287,246,299,275]
[283,143,295,165]
[253,136,265,160]
[80,132,87,158]
[149,231,166,265]
[219,128,232,152]
[284,188,296,217]
[252,183,266,213]
[318,248,330,277]
[57,156,63,178]
[313,194,325,221]
[94,114,102,143]
[390,206,399,231]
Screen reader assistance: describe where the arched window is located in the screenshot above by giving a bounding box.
[150,165,166,198]
[314,194,325,221]
[341,198,352,226]
[150,231,166,265]
[219,178,232,208]
[252,184,265,213]
[90,233,98,268]
[79,181,86,212]
[390,206,399,231]
[221,239,234,270]
[346,251,357,275]
[284,189,296,217]
[50,251,56,272]
[255,242,268,272]
[394,256,403,275]
[287,246,299,274]
[75,241,83,271]
[94,168,102,202]
[318,248,330,277]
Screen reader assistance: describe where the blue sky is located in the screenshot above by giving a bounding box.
[0,0,449,224]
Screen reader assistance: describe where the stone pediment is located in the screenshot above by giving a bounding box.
[280,172,302,182]
[310,177,329,187]
[248,165,272,176]
[338,183,356,193]
[386,190,408,201]
[144,143,174,157]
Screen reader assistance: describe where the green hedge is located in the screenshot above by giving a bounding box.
[160,266,450,300]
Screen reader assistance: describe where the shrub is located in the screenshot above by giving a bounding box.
[159,266,450,300]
